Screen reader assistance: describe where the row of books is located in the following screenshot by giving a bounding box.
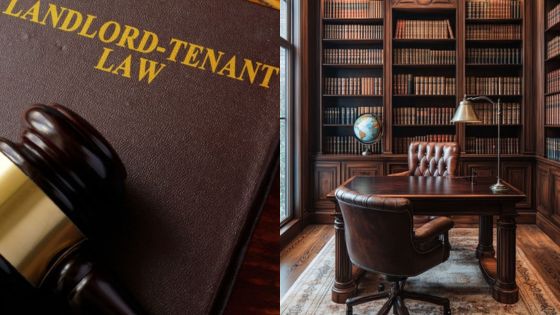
[324,77,383,95]
[394,20,454,40]
[323,106,383,125]
[466,24,521,40]
[324,48,383,65]
[466,137,519,154]
[466,48,521,65]
[546,138,560,161]
[545,94,560,125]
[393,49,455,65]
[324,136,383,154]
[393,107,455,126]
[465,76,521,95]
[548,2,560,28]
[323,0,383,19]
[324,24,383,40]
[394,134,456,154]
[465,0,522,19]
[547,68,560,94]
[472,102,521,125]
[393,75,456,96]
[547,36,560,60]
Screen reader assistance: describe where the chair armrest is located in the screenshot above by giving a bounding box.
[388,170,410,177]
[414,217,454,241]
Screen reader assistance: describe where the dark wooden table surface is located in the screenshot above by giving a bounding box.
[224,172,279,315]
[329,176,526,305]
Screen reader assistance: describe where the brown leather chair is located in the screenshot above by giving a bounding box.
[336,187,454,315]
[390,142,459,177]
[390,142,459,226]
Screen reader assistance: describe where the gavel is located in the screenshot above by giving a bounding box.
[0,104,143,314]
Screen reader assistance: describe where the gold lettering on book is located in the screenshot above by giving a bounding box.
[1,0,279,88]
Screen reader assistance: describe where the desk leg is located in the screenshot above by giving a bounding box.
[492,213,518,304]
[332,201,355,303]
[476,215,495,259]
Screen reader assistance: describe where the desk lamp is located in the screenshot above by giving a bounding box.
[452,96,509,193]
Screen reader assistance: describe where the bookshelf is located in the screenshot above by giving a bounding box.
[464,0,524,155]
[391,5,457,153]
[536,0,560,247]
[312,0,533,224]
[320,0,385,155]
[545,0,560,161]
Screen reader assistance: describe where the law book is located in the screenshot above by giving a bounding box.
[393,106,454,125]
[466,24,521,40]
[466,0,521,19]
[549,2,560,28]
[324,0,383,19]
[546,94,560,125]
[393,48,455,65]
[466,137,519,154]
[0,1,278,314]
[547,138,560,161]
[393,134,455,154]
[394,19,454,39]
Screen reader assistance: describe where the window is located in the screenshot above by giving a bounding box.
[280,0,292,225]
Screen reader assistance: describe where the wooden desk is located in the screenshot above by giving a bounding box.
[327,176,526,305]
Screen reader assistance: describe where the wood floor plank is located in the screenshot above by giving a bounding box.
[280,225,334,298]
[281,224,560,302]
[517,225,560,300]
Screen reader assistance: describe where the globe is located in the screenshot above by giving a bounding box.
[353,113,382,144]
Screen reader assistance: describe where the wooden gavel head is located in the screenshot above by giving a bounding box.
[0,104,142,314]
[0,103,127,235]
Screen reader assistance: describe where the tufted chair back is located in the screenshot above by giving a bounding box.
[407,142,458,177]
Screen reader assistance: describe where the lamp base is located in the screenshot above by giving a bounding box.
[490,182,509,193]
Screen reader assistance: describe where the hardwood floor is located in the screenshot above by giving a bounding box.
[280,224,560,301]
[280,224,334,298]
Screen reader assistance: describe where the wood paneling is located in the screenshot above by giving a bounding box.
[462,161,497,178]
[313,161,341,209]
[536,164,551,215]
[502,162,532,209]
[551,169,560,226]
[387,162,409,175]
[342,162,383,180]
[535,158,560,245]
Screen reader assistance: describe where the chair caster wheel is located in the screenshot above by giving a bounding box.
[378,283,385,292]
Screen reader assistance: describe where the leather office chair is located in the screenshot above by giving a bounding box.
[390,142,459,177]
[390,142,459,226]
[336,187,454,315]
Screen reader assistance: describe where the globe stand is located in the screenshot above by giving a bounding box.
[353,113,382,158]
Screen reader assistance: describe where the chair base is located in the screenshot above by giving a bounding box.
[346,279,451,315]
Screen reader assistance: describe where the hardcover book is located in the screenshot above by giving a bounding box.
[0,0,279,313]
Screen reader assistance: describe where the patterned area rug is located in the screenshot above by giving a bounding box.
[281,228,560,315]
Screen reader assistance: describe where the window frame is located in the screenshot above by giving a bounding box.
[280,0,294,227]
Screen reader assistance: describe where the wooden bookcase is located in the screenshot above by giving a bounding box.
[535,0,560,245]
[311,0,534,225]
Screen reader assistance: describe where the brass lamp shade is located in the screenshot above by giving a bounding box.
[451,98,482,123]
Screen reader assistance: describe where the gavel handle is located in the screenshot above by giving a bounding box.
[42,243,146,315]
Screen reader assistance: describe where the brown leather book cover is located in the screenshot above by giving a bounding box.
[0,0,279,313]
